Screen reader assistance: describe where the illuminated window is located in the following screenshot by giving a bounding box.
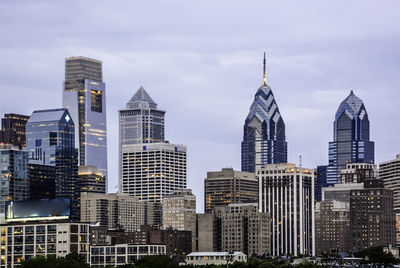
[91,90,102,113]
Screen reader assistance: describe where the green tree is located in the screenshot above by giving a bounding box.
[355,246,399,265]
[21,252,90,268]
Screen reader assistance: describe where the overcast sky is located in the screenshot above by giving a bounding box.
[1,0,399,212]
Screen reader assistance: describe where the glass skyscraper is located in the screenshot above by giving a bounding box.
[241,54,287,172]
[62,56,108,182]
[26,108,79,218]
[326,90,374,184]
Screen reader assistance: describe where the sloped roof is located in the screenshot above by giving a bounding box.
[128,86,156,105]
[28,108,68,123]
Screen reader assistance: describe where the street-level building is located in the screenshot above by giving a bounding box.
[186,252,247,266]
[258,163,315,256]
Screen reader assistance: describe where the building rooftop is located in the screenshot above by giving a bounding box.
[28,108,71,124]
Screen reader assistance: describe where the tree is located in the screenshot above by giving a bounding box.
[21,252,90,268]
[355,246,399,265]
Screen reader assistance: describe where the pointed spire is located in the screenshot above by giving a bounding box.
[262,52,267,86]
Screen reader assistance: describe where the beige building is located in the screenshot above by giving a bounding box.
[258,163,315,256]
[196,213,215,252]
[204,168,258,213]
[162,189,196,251]
[80,192,145,232]
[186,252,247,266]
[380,154,400,246]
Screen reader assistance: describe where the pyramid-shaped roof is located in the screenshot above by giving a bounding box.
[128,86,156,105]
[336,90,367,120]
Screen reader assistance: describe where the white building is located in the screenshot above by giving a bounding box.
[120,142,187,203]
[186,252,247,266]
[0,221,90,267]
[90,244,166,267]
[258,163,315,256]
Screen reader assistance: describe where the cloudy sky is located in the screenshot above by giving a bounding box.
[1,0,399,212]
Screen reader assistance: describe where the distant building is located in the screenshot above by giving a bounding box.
[0,113,29,149]
[204,168,258,213]
[78,166,106,194]
[0,146,29,213]
[28,163,56,200]
[340,163,376,183]
[196,213,215,252]
[80,192,145,232]
[315,165,328,201]
[162,189,196,251]
[0,221,90,267]
[350,180,396,252]
[186,252,247,266]
[315,200,351,255]
[327,90,374,184]
[241,54,287,172]
[380,154,400,246]
[258,163,315,256]
[63,56,108,181]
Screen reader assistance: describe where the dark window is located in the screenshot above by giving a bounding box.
[35,139,42,147]
[49,132,57,146]
[91,90,102,113]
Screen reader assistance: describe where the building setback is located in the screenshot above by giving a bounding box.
[327,90,374,185]
[241,54,287,173]
[0,113,29,149]
[204,168,258,213]
[380,154,400,246]
[63,56,108,181]
[258,163,315,256]
[80,192,145,232]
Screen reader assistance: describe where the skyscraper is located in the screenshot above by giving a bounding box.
[241,54,287,172]
[62,56,108,181]
[0,113,30,149]
[326,90,374,184]
[26,108,79,218]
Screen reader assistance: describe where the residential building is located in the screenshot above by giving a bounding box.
[78,166,106,194]
[26,108,79,219]
[204,168,258,213]
[258,163,315,256]
[0,113,29,149]
[62,56,108,181]
[327,90,374,185]
[0,146,29,213]
[90,244,166,267]
[186,252,247,266]
[380,154,400,246]
[162,189,196,251]
[350,179,396,252]
[28,163,56,200]
[80,192,145,232]
[0,221,90,267]
[241,53,287,172]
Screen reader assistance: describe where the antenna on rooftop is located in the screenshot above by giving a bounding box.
[299,154,302,167]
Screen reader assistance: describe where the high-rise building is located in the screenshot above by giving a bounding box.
[62,56,108,181]
[379,154,400,246]
[258,163,315,256]
[241,54,287,172]
[340,163,376,183]
[0,113,29,149]
[78,165,106,194]
[162,189,196,251]
[28,163,56,200]
[315,165,328,201]
[119,87,165,187]
[0,145,29,213]
[350,179,395,252]
[204,168,258,213]
[327,90,374,185]
[80,192,146,232]
[26,108,79,218]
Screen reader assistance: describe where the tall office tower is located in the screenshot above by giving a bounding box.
[62,56,108,181]
[29,164,56,199]
[119,87,165,187]
[350,179,395,252]
[0,145,29,213]
[204,168,258,213]
[241,54,287,172]
[162,189,196,251]
[0,113,29,149]
[380,154,400,246]
[214,204,270,256]
[26,109,79,218]
[258,163,315,256]
[315,200,351,255]
[315,165,328,201]
[327,90,374,185]
[80,192,145,232]
[78,166,106,194]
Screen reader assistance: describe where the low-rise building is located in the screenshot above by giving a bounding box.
[186,251,247,266]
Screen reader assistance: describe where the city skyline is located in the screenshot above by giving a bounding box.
[0,1,400,213]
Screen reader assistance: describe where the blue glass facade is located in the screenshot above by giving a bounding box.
[315,165,328,201]
[241,58,287,172]
[326,90,374,184]
[26,108,79,219]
